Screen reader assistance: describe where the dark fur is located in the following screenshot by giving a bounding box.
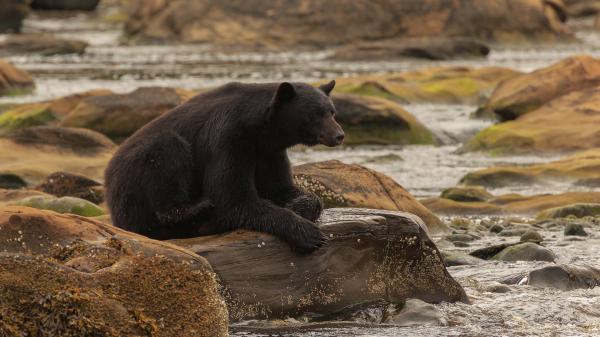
[104,81,344,253]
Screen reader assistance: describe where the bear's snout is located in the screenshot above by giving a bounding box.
[319,117,345,147]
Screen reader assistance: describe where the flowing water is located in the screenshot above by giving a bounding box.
[2,6,600,337]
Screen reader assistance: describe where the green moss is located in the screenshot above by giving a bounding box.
[341,124,436,146]
[537,203,600,220]
[0,104,55,134]
[420,77,481,99]
[1,86,35,97]
[336,83,399,102]
[15,196,104,217]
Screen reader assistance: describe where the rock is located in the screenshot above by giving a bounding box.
[0,104,56,135]
[483,282,511,293]
[459,150,600,188]
[520,230,544,243]
[31,0,100,10]
[0,206,228,336]
[172,208,467,320]
[0,174,28,189]
[0,126,114,186]
[499,228,529,237]
[528,265,600,290]
[330,37,489,61]
[537,203,600,219]
[491,242,556,262]
[476,55,600,120]
[336,66,521,105]
[490,224,505,233]
[444,233,478,243]
[575,177,600,187]
[470,243,516,260]
[35,171,104,204]
[423,192,600,216]
[564,0,600,17]
[0,0,29,33]
[0,189,50,206]
[564,223,589,236]
[0,34,88,56]
[383,299,447,327]
[293,160,448,233]
[0,59,34,96]
[466,84,600,154]
[15,195,104,217]
[125,0,572,47]
[441,186,493,202]
[60,87,194,139]
[332,93,435,145]
[441,251,484,267]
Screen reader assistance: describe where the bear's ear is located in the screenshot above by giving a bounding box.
[267,82,296,120]
[319,80,336,96]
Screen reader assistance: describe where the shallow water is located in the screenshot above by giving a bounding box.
[2,8,600,337]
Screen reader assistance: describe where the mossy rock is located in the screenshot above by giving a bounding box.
[0,103,56,134]
[491,242,556,262]
[440,186,493,202]
[537,203,600,219]
[15,195,104,217]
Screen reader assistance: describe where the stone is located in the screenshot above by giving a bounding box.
[537,203,600,219]
[0,206,229,337]
[0,59,34,96]
[0,0,29,33]
[520,230,544,243]
[172,208,468,321]
[15,195,104,217]
[564,223,589,236]
[528,265,600,290]
[441,186,493,202]
[331,93,435,145]
[441,251,484,267]
[491,242,556,262]
[35,171,104,204]
[0,34,88,56]
[293,160,448,233]
[31,0,100,10]
[383,299,447,327]
[490,224,505,234]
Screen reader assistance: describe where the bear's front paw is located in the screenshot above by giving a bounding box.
[290,221,327,254]
[286,192,324,222]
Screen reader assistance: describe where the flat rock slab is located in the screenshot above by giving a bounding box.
[172,208,468,321]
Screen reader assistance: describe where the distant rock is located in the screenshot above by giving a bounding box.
[0,206,228,336]
[15,195,104,217]
[125,0,572,47]
[0,0,29,33]
[537,203,600,219]
[528,265,600,290]
[564,0,600,17]
[491,242,556,262]
[31,0,100,11]
[0,34,88,56]
[293,160,448,233]
[441,251,484,267]
[384,299,447,327]
[441,186,493,202]
[520,230,544,243]
[332,93,435,145]
[35,171,104,204]
[0,59,34,96]
[564,223,589,236]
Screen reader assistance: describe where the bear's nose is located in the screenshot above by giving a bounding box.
[335,133,345,143]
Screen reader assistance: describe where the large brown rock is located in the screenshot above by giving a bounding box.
[466,85,600,154]
[293,160,448,233]
[172,208,468,321]
[0,0,29,33]
[0,34,88,56]
[60,87,194,139]
[476,55,600,120]
[0,206,228,337]
[124,0,571,48]
[0,60,34,96]
[335,66,521,105]
[332,93,435,145]
[0,126,115,187]
[460,149,600,188]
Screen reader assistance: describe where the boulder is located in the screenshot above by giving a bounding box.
[491,242,556,262]
[423,192,600,216]
[293,160,448,233]
[0,189,51,206]
[441,251,484,266]
[172,208,468,321]
[0,0,29,33]
[440,186,493,202]
[537,203,600,219]
[563,223,589,236]
[383,299,447,327]
[336,66,521,105]
[30,0,100,10]
[0,126,114,186]
[35,171,104,204]
[0,104,57,135]
[0,206,228,337]
[459,149,600,188]
[124,0,571,47]
[564,0,600,17]
[0,34,88,56]
[528,265,600,290]
[0,60,35,96]
[330,37,490,61]
[332,94,435,145]
[476,55,600,120]
[520,230,544,243]
[60,87,194,139]
[466,85,600,154]
[15,195,104,217]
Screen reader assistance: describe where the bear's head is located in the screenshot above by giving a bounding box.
[269,80,345,148]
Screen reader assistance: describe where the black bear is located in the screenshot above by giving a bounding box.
[104,80,344,253]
